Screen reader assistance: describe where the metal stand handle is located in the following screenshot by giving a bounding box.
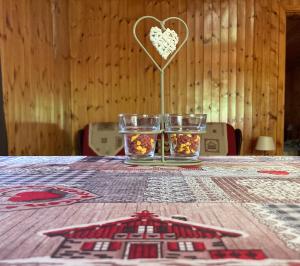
[133,16,189,163]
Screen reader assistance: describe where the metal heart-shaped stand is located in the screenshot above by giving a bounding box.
[128,16,201,166]
[133,17,189,118]
[133,16,189,72]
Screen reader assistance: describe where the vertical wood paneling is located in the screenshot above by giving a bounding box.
[103,0,112,121]
[52,0,72,153]
[243,0,254,153]
[70,0,88,149]
[0,0,71,155]
[119,0,128,115]
[203,0,212,122]
[280,0,300,10]
[186,0,195,113]
[86,0,96,121]
[220,0,229,123]
[1,0,299,155]
[177,0,187,114]
[268,0,280,154]
[228,0,237,127]
[211,0,221,122]
[163,0,171,114]
[236,0,245,138]
[153,0,161,115]
[128,0,138,115]
[111,0,120,118]
[169,0,177,114]
[143,1,153,115]
[194,1,204,114]
[261,0,270,137]
[94,0,105,120]
[136,0,146,115]
[252,0,263,151]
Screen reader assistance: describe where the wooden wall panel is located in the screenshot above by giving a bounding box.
[243,0,254,154]
[1,0,300,155]
[220,0,229,123]
[211,0,221,122]
[281,0,300,11]
[68,0,287,155]
[0,0,72,155]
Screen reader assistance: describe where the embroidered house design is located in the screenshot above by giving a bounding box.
[43,210,266,260]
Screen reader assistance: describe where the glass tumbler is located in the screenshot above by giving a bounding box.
[164,114,207,159]
[119,114,161,159]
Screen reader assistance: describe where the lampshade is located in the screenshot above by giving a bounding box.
[255,136,275,151]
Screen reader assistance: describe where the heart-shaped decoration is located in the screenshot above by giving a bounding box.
[258,170,289,175]
[133,16,189,71]
[9,191,63,202]
[150,26,179,60]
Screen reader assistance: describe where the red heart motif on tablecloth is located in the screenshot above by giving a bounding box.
[258,170,289,175]
[9,191,63,202]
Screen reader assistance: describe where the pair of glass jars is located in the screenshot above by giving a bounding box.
[119,114,207,161]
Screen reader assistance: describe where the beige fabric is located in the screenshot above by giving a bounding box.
[88,123,123,156]
[200,123,228,156]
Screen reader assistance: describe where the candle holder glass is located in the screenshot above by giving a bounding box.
[165,114,207,160]
[119,16,207,166]
[119,114,161,159]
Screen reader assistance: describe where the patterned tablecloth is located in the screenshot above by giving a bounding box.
[0,156,299,266]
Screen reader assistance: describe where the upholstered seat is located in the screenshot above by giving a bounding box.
[79,123,124,156]
[79,122,242,156]
[200,123,242,156]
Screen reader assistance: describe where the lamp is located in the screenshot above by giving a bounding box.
[255,136,275,155]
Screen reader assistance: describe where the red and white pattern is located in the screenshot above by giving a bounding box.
[0,185,97,211]
[0,156,299,265]
[43,210,267,261]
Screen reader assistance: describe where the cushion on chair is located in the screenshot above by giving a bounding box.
[200,123,237,156]
[81,123,124,156]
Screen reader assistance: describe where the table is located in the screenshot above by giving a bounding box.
[0,156,299,265]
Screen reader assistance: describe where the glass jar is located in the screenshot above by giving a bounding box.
[164,114,207,159]
[119,114,161,159]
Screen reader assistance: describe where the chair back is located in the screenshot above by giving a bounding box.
[80,123,124,156]
[200,123,239,156]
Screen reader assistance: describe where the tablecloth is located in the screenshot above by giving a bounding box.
[0,156,299,265]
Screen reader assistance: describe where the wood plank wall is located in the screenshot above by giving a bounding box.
[0,0,299,155]
[0,0,72,155]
